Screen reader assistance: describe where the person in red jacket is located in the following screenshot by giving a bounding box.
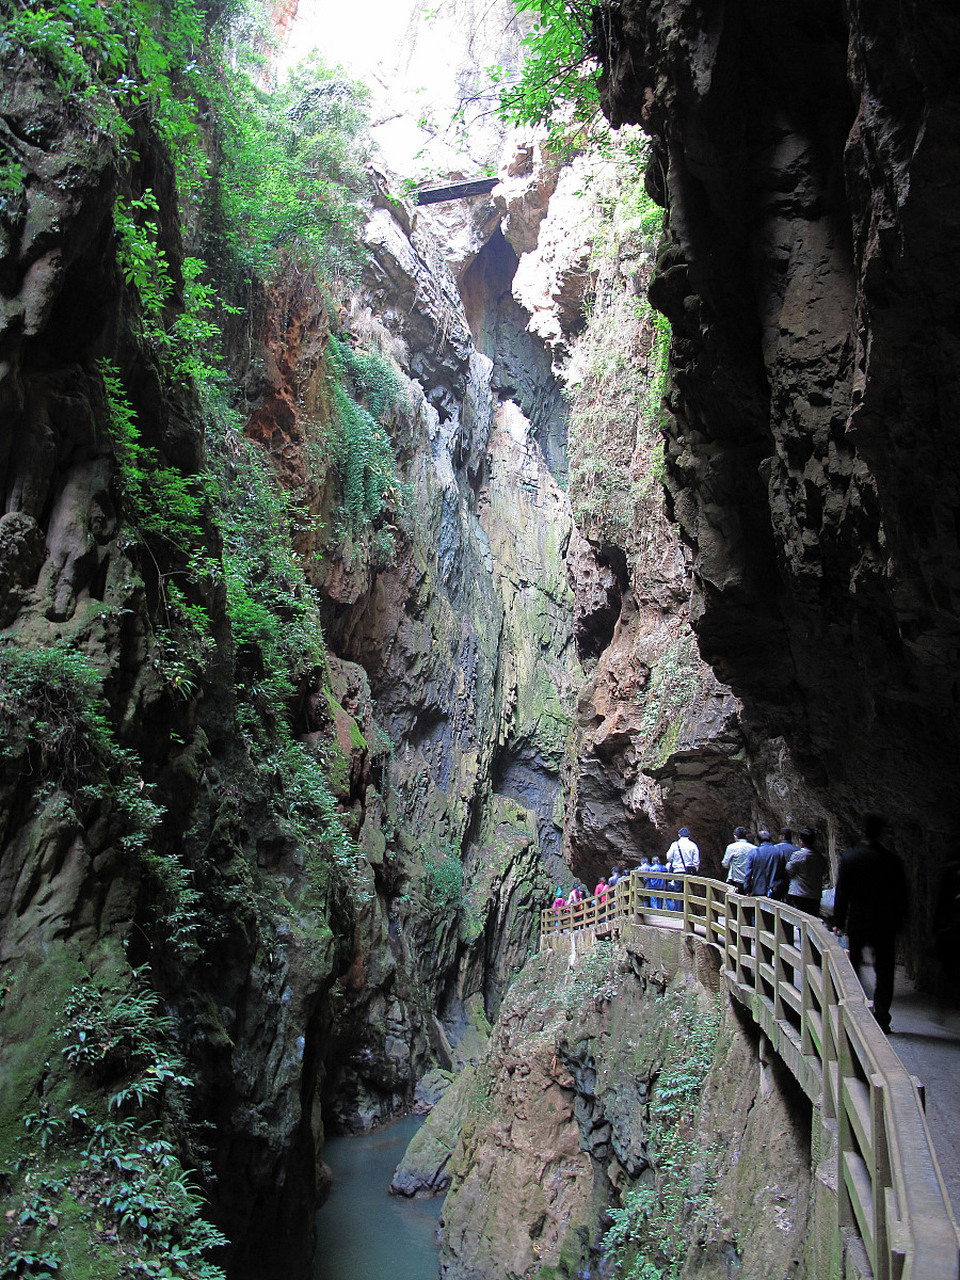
[551,887,566,932]
[594,876,609,922]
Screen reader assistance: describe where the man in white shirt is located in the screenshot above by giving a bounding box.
[722,826,756,892]
[664,827,699,909]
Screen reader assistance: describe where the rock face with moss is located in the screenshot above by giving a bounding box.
[0,13,589,1272]
[0,35,367,1279]
[235,174,590,1124]
[501,136,756,886]
[432,930,813,1280]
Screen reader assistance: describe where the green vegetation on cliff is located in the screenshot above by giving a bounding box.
[213,49,371,281]
[435,938,730,1280]
[0,0,370,282]
[604,990,722,1280]
[328,335,409,536]
[0,945,228,1280]
[490,0,600,154]
[637,632,703,769]
[0,0,382,1271]
[208,395,360,893]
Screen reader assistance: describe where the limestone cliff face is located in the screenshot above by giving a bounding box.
[403,930,813,1280]
[502,137,757,883]
[236,175,585,1127]
[0,24,589,1273]
[594,0,960,927]
[0,50,355,1280]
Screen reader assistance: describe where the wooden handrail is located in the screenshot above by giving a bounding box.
[540,871,960,1280]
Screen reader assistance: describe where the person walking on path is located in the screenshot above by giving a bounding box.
[743,830,789,900]
[773,825,798,865]
[636,858,651,909]
[786,828,827,915]
[594,876,609,923]
[552,887,566,932]
[648,856,665,909]
[664,827,699,910]
[722,826,756,892]
[832,812,909,1033]
[567,883,585,924]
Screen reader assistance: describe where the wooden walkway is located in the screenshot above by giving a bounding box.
[881,972,960,1221]
[541,873,960,1280]
[413,177,498,205]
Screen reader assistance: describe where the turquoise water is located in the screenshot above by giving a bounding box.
[313,1116,443,1280]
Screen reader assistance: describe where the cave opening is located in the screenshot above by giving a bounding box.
[458,226,569,483]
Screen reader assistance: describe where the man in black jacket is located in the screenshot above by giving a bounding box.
[744,830,789,900]
[832,812,909,1033]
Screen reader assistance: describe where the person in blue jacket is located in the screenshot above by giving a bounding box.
[743,830,789,900]
[648,856,665,909]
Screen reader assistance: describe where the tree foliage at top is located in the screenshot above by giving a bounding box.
[492,0,602,154]
[214,49,372,281]
[0,0,372,285]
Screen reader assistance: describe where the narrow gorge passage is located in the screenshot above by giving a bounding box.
[1,1,958,1280]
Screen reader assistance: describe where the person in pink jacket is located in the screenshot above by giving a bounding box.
[594,876,609,921]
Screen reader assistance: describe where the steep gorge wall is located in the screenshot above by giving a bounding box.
[0,50,358,1279]
[234,171,586,1125]
[11,0,954,1273]
[593,0,960,937]
[0,9,594,1274]
[510,142,759,886]
[397,929,814,1280]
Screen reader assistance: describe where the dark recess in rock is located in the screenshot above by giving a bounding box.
[460,227,569,482]
[593,0,960,965]
[491,744,563,862]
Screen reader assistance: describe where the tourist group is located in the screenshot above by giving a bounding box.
[551,815,910,1034]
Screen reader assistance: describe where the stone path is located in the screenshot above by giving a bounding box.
[879,968,960,1221]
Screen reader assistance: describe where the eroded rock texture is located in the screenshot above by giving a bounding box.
[518,139,759,886]
[0,52,353,1280]
[431,929,813,1280]
[235,175,583,1128]
[595,0,960,936]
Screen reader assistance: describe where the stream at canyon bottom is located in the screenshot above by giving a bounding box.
[312,1115,443,1280]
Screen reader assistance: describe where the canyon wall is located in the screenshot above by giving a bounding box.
[7,0,959,1276]
[536,145,757,884]
[0,44,380,1277]
[249,177,586,1123]
[0,27,587,1277]
[593,0,960,946]
[397,928,814,1280]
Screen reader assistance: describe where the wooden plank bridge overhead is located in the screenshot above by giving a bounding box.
[413,176,498,205]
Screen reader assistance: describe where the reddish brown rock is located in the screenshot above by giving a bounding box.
[437,929,813,1280]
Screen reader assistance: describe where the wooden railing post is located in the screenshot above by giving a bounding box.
[724,888,739,983]
[705,880,714,945]
[773,905,788,1023]
[872,1073,891,1280]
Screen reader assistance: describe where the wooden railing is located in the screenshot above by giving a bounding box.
[541,871,960,1280]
